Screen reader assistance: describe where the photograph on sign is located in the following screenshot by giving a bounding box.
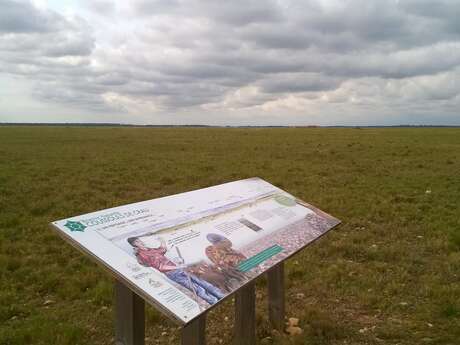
[52,178,340,323]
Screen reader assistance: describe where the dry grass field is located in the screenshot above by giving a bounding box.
[0,126,459,345]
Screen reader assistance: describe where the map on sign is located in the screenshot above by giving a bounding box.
[51,177,340,324]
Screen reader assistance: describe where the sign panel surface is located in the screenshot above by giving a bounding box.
[52,178,340,324]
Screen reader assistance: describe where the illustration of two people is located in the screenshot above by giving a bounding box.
[128,233,247,305]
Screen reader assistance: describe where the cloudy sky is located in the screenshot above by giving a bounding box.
[1,0,460,125]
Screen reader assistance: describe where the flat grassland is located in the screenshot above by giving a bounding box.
[0,126,459,345]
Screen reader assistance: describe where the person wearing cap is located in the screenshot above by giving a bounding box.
[127,236,224,305]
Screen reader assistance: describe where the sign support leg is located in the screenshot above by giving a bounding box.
[115,280,145,345]
[182,314,206,345]
[235,282,256,345]
[268,263,285,332]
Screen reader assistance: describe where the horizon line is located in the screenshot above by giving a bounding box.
[1,122,460,128]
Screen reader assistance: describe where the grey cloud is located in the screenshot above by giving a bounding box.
[0,1,97,110]
[305,2,407,40]
[0,33,93,60]
[94,72,130,86]
[196,1,282,26]
[133,0,282,26]
[325,42,460,79]
[133,0,181,16]
[258,73,342,94]
[43,36,94,57]
[85,0,116,16]
[0,0,64,33]
[0,6,94,59]
[402,0,460,21]
[32,81,109,111]
[401,0,460,36]
[240,1,455,53]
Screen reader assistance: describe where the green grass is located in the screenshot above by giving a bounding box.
[0,126,459,345]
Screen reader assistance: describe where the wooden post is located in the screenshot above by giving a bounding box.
[115,280,145,345]
[268,263,285,332]
[182,314,206,345]
[234,282,256,345]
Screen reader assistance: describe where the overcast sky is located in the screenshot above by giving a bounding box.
[1,0,459,125]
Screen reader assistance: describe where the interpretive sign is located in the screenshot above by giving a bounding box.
[51,177,340,325]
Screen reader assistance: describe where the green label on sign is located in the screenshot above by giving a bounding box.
[64,220,87,232]
[237,245,283,272]
[274,195,296,207]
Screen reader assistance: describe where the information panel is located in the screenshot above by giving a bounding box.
[51,178,340,324]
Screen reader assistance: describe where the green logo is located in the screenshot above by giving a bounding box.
[64,220,87,232]
[274,195,297,207]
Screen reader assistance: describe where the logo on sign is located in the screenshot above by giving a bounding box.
[64,220,87,232]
